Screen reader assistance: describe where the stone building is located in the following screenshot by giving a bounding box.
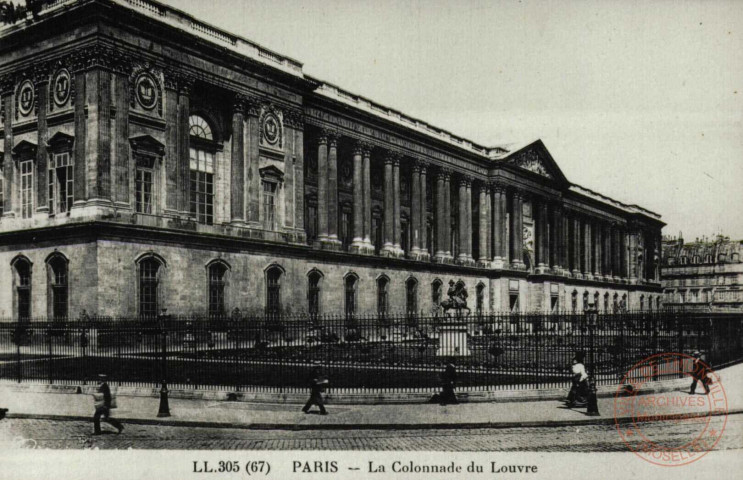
[662,234,743,312]
[0,0,664,319]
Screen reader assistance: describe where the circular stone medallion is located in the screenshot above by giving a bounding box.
[18,81,35,116]
[263,113,281,146]
[53,70,71,106]
[135,74,158,110]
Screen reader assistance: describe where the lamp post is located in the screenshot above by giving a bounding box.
[585,305,600,416]
[585,306,599,378]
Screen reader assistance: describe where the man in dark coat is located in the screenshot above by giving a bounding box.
[302,366,328,415]
[440,358,458,405]
[690,350,711,395]
[93,374,124,435]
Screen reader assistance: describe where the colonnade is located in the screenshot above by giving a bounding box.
[311,132,661,283]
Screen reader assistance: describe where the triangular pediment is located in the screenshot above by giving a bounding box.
[47,131,75,150]
[129,135,165,156]
[259,165,284,182]
[502,140,569,186]
[12,139,37,160]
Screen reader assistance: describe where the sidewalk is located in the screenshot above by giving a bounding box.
[1,363,741,430]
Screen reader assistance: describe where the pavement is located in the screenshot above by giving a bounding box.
[0,362,741,431]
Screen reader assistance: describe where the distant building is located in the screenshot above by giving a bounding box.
[662,234,743,312]
[0,0,664,319]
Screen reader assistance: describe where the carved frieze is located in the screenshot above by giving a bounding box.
[507,150,553,179]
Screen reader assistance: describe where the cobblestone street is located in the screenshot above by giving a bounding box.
[1,413,741,451]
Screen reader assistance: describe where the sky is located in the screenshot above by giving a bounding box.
[165,0,743,242]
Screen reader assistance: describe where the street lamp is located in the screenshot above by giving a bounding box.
[585,305,599,377]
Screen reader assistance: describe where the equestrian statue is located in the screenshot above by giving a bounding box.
[440,280,470,317]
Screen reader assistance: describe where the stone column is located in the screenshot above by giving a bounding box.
[550,205,559,272]
[327,133,340,246]
[410,162,421,257]
[603,223,611,279]
[392,154,402,255]
[230,96,245,225]
[316,133,329,244]
[246,99,261,226]
[1,81,14,217]
[613,225,622,281]
[444,170,452,260]
[628,231,637,282]
[35,76,49,216]
[478,183,490,266]
[72,72,85,209]
[177,80,192,217]
[163,74,178,216]
[536,200,548,273]
[593,221,602,277]
[362,144,373,252]
[572,215,582,278]
[621,228,629,279]
[510,190,524,269]
[583,221,592,279]
[418,162,429,260]
[434,169,446,262]
[350,141,364,252]
[491,183,506,268]
[457,177,468,264]
[381,152,395,257]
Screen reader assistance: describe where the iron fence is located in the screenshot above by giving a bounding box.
[0,310,740,394]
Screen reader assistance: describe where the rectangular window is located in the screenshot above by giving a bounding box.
[48,153,73,215]
[189,148,214,224]
[20,160,33,219]
[262,181,277,230]
[135,167,154,214]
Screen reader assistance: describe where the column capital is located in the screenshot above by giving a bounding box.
[413,158,429,172]
[458,176,472,188]
[327,131,340,147]
[490,181,507,193]
[232,93,247,115]
[317,131,328,146]
[438,167,452,180]
[384,150,401,166]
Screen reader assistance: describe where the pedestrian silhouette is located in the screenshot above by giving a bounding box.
[302,365,328,415]
[92,374,123,435]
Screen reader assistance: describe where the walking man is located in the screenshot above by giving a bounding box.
[439,358,458,405]
[302,365,328,415]
[689,350,711,395]
[93,374,124,435]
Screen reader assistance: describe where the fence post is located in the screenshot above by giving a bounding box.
[16,325,21,384]
[47,326,53,384]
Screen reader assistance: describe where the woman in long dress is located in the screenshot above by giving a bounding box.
[566,352,589,408]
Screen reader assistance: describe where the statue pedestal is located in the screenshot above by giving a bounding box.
[436,323,471,357]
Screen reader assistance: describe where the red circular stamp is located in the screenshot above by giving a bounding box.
[613,352,728,467]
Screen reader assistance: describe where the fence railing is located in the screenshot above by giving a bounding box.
[0,311,740,394]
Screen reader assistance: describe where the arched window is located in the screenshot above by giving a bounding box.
[344,274,358,317]
[593,292,600,312]
[401,213,410,257]
[13,257,32,320]
[639,295,645,311]
[603,293,609,313]
[432,279,443,310]
[407,278,419,313]
[47,254,68,320]
[570,290,585,313]
[189,114,217,225]
[581,291,588,312]
[475,283,485,315]
[377,276,389,315]
[265,266,283,315]
[139,257,162,318]
[613,293,619,312]
[207,262,228,316]
[308,270,323,316]
[656,297,662,310]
